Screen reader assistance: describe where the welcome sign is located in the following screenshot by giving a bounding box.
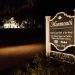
[45,12,75,56]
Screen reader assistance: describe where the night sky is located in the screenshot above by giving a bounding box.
[0,0,74,17]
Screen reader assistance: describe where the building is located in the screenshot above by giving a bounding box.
[4,17,20,28]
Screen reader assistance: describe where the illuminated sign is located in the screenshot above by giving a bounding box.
[50,12,74,51]
[45,12,75,56]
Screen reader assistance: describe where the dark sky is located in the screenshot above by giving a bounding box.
[0,0,74,17]
[38,0,75,16]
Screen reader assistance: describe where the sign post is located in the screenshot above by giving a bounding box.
[73,9,75,45]
[46,12,75,57]
[45,16,51,56]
